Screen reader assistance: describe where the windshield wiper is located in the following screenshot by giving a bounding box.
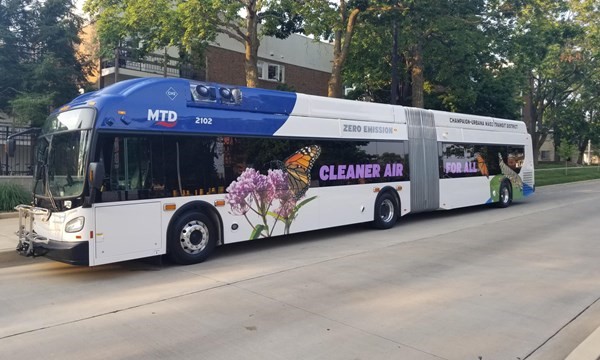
[44,164,58,212]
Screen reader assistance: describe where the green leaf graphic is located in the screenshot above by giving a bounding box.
[250,224,266,239]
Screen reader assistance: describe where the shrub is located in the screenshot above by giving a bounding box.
[0,183,31,212]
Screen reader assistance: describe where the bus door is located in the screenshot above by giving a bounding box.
[405,108,440,213]
[93,136,163,265]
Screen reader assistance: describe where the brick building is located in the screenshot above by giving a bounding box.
[89,26,333,97]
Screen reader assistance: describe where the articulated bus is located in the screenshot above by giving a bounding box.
[14,78,534,266]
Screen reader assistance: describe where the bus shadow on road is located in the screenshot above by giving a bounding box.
[207,202,521,261]
[0,248,166,274]
[0,249,35,269]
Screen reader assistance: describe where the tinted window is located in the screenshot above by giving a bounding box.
[94,134,409,202]
[440,143,515,179]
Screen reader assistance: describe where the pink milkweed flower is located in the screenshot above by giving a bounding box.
[225,168,262,215]
[269,169,296,218]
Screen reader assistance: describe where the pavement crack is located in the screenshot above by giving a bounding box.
[521,295,600,360]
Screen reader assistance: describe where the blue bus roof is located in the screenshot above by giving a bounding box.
[62,78,299,137]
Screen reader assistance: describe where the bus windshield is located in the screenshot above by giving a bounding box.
[34,109,95,198]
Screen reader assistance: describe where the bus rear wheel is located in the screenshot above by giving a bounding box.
[372,192,398,229]
[168,211,217,265]
[497,181,512,208]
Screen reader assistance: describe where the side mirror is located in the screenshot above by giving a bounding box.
[7,139,16,157]
[7,128,40,157]
[88,162,105,190]
[35,165,43,180]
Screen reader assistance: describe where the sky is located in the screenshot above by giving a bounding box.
[75,0,85,16]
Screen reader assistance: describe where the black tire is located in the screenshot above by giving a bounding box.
[497,181,512,208]
[372,192,399,229]
[168,211,217,265]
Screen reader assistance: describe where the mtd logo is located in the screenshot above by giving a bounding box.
[148,109,178,128]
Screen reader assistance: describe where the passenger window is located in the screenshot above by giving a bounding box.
[108,137,151,191]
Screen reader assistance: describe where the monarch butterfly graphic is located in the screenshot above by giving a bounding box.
[475,153,489,178]
[498,153,524,190]
[273,145,322,200]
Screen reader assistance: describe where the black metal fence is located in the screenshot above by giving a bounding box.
[100,47,205,81]
[1,125,36,176]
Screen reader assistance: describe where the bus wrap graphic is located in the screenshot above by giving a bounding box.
[319,163,404,181]
[225,146,321,238]
[488,152,529,202]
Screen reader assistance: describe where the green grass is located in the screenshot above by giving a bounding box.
[0,183,31,212]
[535,164,600,186]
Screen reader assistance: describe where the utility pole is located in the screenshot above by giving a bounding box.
[164,48,168,78]
[114,45,120,84]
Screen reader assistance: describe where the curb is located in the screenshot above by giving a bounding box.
[537,178,600,189]
[0,212,19,220]
[565,326,600,360]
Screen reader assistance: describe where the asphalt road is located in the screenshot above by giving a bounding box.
[1,180,600,360]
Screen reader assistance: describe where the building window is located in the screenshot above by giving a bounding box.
[540,150,551,161]
[258,60,285,82]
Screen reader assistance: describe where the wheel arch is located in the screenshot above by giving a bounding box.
[497,178,513,208]
[167,201,224,246]
[376,186,401,217]
[501,177,513,197]
[371,186,401,230]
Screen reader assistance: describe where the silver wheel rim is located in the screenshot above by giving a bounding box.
[180,220,209,254]
[380,199,395,223]
[501,187,510,204]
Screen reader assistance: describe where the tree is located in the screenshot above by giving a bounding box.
[0,0,31,111]
[342,2,408,104]
[396,0,504,109]
[557,141,577,174]
[510,0,587,164]
[569,0,600,157]
[0,0,89,126]
[85,0,302,88]
[342,0,520,117]
[297,0,386,98]
[552,99,593,164]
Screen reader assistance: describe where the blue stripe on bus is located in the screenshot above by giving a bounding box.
[523,183,534,196]
[80,78,297,136]
[103,112,292,136]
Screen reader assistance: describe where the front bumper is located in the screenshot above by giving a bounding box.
[15,205,89,266]
[16,234,89,266]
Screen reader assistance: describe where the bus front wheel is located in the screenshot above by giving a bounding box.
[372,192,398,229]
[168,211,217,265]
[497,181,512,208]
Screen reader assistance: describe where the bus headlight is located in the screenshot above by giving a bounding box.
[65,217,85,233]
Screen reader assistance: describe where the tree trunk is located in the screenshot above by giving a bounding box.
[328,30,344,98]
[328,65,343,98]
[400,53,411,106]
[244,1,259,88]
[327,4,360,98]
[522,72,541,165]
[390,19,399,105]
[577,141,587,165]
[410,41,424,108]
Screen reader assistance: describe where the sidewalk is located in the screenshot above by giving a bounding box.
[565,325,600,360]
[0,214,19,252]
